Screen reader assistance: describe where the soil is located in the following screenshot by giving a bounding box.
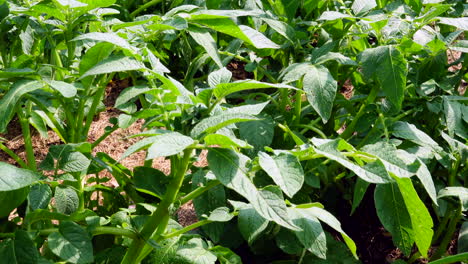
[227,60,254,80]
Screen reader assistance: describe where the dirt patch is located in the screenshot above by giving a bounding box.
[227,60,254,80]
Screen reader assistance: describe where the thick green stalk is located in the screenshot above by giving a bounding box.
[0,142,28,169]
[430,206,462,261]
[81,76,112,141]
[121,149,193,264]
[179,180,221,205]
[17,107,36,171]
[130,0,163,18]
[448,156,460,186]
[293,89,303,126]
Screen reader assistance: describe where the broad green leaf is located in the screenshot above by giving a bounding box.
[28,184,52,210]
[225,101,270,115]
[48,221,93,264]
[314,52,357,66]
[238,118,274,152]
[359,45,407,110]
[0,80,43,133]
[213,80,295,99]
[207,207,233,222]
[134,166,169,199]
[120,136,158,160]
[193,170,226,243]
[0,188,29,218]
[79,56,146,79]
[0,68,36,79]
[58,151,90,172]
[0,240,16,263]
[396,177,433,257]
[72,32,135,53]
[391,121,440,150]
[362,142,417,178]
[288,207,327,258]
[443,98,467,138]
[306,207,357,259]
[177,238,217,264]
[351,178,370,214]
[191,113,259,138]
[237,204,269,244]
[146,132,194,159]
[414,158,438,205]
[275,228,304,255]
[79,42,114,76]
[403,0,422,13]
[438,17,468,31]
[45,80,77,98]
[54,0,87,8]
[351,0,376,15]
[114,86,152,108]
[208,68,232,87]
[209,246,242,264]
[0,162,41,191]
[313,140,393,183]
[375,183,414,255]
[204,134,252,149]
[438,187,468,211]
[318,11,353,21]
[238,25,280,49]
[280,63,310,83]
[303,65,337,122]
[14,230,39,264]
[258,152,304,198]
[54,186,79,215]
[188,26,223,68]
[208,149,299,230]
[261,18,295,43]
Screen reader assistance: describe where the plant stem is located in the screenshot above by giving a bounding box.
[293,89,303,126]
[91,124,119,149]
[428,252,468,264]
[430,205,462,261]
[17,106,36,171]
[0,142,29,168]
[130,0,163,18]
[179,180,221,205]
[162,219,211,239]
[448,156,460,186]
[121,148,193,264]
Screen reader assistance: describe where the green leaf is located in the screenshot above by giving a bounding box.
[14,230,39,264]
[258,152,304,198]
[213,80,295,99]
[351,0,377,15]
[191,113,259,138]
[0,240,16,264]
[188,26,224,68]
[236,203,269,244]
[306,207,357,259]
[261,18,296,43]
[238,118,275,152]
[208,149,299,230]
[72,32,135,53]
[177,238,217,264]
[391,121,440,150]
[403,0,422,13]
[314,52,357,66]
[0,162,41,191]
[318,11,353,21]
[443,98,467,138]
[79,56,146,79]
[114,85,152,108]
[28,184,52,210]
[208,68,232,87]
[351,178,370,215]
[134,166,169,199]
[0,188,29,218]
[204,134,252,149]
[146,132,195,159]
[0,68,36,79]
[225,101,270,115]
[438,187,468,211]
[54,186,79,215]
[238,25,280,49]
[193,170,226,243]
[57,151,91,172]
[79,42,114,85]
[303,65,337,122]
[207,207,233,222]
[313,139,393,183]
[48,221,93,264]
[361,142,417,178]
[438,17,468,31]
[395,177,433,257]
[45,80,77,98]
[0,80,43,133]
[375,183,414,255]
[209,246,242,264]
[359,45,407,110]
[288,207,327,258]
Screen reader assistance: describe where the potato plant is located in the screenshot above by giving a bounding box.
[0,0,467,263]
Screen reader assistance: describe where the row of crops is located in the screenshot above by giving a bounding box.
[0,0,467,263]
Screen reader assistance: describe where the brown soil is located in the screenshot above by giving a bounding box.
[227,60,254,80]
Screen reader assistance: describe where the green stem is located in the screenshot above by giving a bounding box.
[162,219,211,239]
[296,124,327,139]
[0,142,28,169]
[428,252,468,264]
[26,95,68,143]
[130,0,163,18]
[293,89,303,126]
[121,148,193,264]
[91,124,119,149]
[448,156,460,186]
[17,106,36,171]
[179,180,221,205]
[430,206,462,261]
